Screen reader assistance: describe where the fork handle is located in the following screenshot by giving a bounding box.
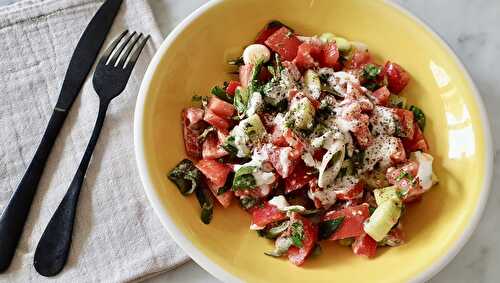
[0,109,67,273]
[34,100,109,277]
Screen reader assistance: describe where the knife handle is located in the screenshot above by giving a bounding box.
[0,109,67,273]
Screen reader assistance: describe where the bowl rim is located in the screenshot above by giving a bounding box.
[133,1,494,282]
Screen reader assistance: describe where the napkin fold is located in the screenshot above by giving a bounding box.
[0,0,188,282]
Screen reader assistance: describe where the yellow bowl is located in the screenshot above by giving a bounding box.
[134,0,493,282]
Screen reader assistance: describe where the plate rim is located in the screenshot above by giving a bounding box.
[133,1,494,282]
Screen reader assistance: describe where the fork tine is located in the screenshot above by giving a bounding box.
[116,33,143,68]
[125,35,150,69]
[99,30,128,65]
[109,31,136,66]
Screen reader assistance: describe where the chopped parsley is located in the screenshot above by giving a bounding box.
[362,64,383,91]
[363,64,382,81]
[290,222,305,248]
[409,105,426,130]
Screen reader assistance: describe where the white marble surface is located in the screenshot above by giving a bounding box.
[0,0,498,282]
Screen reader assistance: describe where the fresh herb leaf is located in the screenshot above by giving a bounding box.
[211,86,234,103]
[167,159,201,195]
[233,174,256,190]
[232,166,257,190]
[239,196,257,210]
[409,105,426,130]
[248,59,264,94]
[318,217,345,240]
[396,171,411,181]
[290,222,305,248]
[364,81,380,91]
[221,136,238,157]
[266,20,292,31]
[200,202,213,224]
[194,184,214,224]
[369,206,377,215]
[228,56,244,66]
[363,64,382,81]
[234,87,250,114]
[362,64,383,91]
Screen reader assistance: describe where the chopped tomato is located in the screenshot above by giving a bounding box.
[319,42,340,68]
[371,86,390,106]
[196,159,232,189]
[336,181,364,201]
[202,132,228,160]
[386,160,423,203]
[384,226,406,246]
[255,22,284,44]
[313,148,327,160]
[323,203,370,240]
[403,122,429,153]
[239,64,253,88]
[184,107,205,127]
[203,109,230,131]
[293,42,321,70]
[386,160,419,183]
[208,96,236,119]
[287,213,318,266]
[205,178,234,208]
[251,201,287,227]
[389,137,407,165]
[271,126,288,146]
[284,162,317,193]
[352,123,373,149]
[226,80,241,95]
[345,50,372,69]
[182,108,205,159]
[265,27,302,61]
[392,108,414,139]
[352,233,377,258]
[384,62,410,94]
[268,146,297,178]
[283,129,306,158]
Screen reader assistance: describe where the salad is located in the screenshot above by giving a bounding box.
[168,21,438,266]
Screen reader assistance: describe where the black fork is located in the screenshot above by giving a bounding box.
[33,30,150,277]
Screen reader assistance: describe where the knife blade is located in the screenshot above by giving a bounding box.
[0,0,123,273]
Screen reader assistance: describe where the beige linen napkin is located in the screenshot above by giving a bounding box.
[0,0,188,282]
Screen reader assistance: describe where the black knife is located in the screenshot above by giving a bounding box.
[0,0,123,273]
